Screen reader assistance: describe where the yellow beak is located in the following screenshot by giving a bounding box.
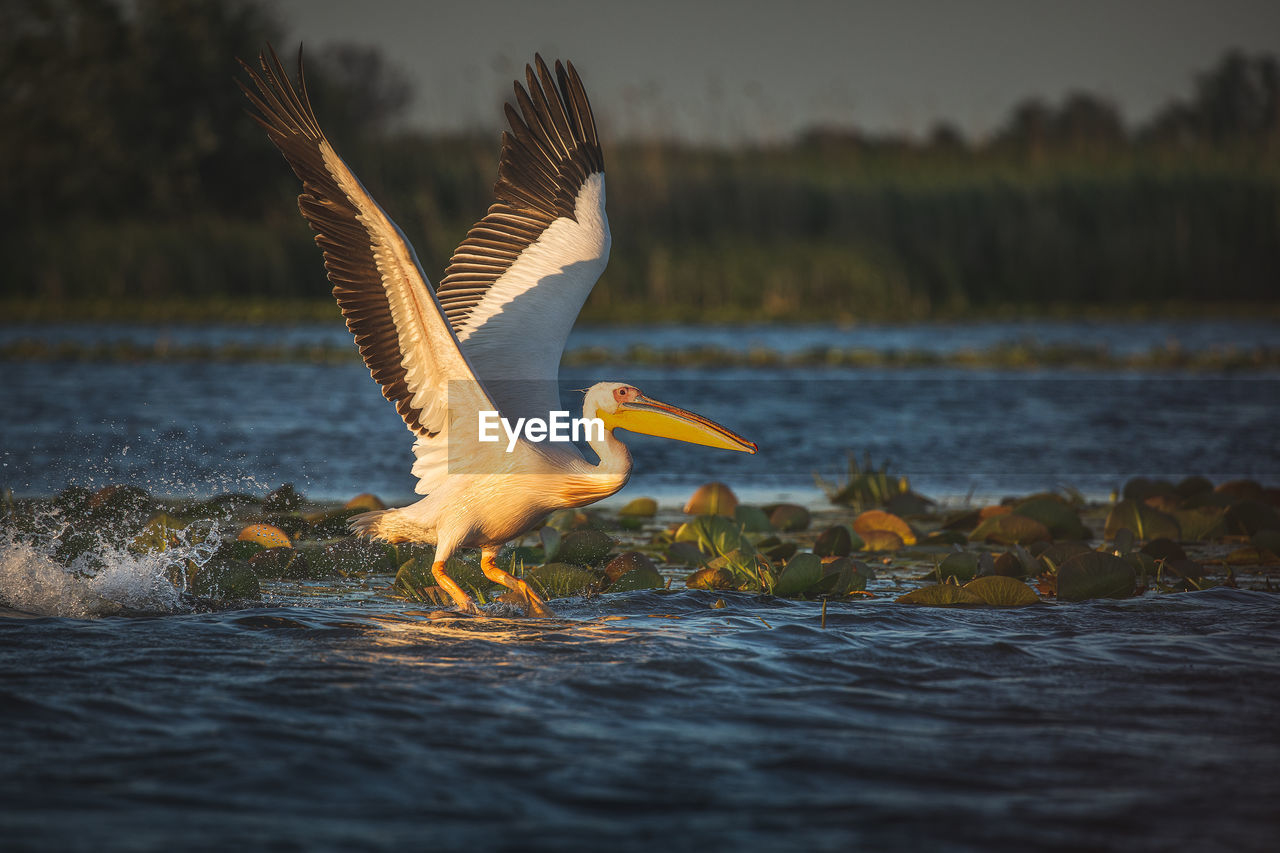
[599,395,757,454]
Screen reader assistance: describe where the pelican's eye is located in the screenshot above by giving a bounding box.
[614,386,640,404]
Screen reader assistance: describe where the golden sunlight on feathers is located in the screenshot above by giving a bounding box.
[240,46,754,616]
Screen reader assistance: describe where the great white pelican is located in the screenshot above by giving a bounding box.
[239,47,756,616]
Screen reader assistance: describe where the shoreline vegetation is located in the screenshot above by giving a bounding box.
[3,473,1278,616]
[3,329,1277,372]
[5,3,1279,323]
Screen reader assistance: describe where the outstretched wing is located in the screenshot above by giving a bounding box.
[238,46,493,442]
[436,55,609,423]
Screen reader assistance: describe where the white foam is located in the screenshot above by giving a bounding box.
[0,534,186,618]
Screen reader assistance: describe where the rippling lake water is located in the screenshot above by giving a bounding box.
[3,588,1278,851]
[3,319,1279,504]
[3,320,1279,850]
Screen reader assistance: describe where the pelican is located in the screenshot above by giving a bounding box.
[239,47,756,616]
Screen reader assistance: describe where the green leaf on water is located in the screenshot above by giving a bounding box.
[1013,496,1090,539]
[676,515,750,559]
[969,513,1051,546]
[1104,500,1180,542]
[684,566,738,590]
[962,575,1040,607]
[1056,552,1137,601]
[771,552,823,596]
[556,530,615,567]
[527,563,603,598]
[936,551,980,581]
[733,505,774,533]
[814,524,861,557]
[608,566,665,592]
[896,583,983,606]
[1172,506,1227,541]
[618,497,658,518]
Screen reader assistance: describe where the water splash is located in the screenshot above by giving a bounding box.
[0,508,221,618]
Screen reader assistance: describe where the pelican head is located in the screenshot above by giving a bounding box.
[584,382,757,454]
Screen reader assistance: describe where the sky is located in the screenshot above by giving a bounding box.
[272,0,1280,144]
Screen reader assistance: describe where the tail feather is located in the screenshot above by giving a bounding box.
[348,508,391,539]
[347,507,433,544]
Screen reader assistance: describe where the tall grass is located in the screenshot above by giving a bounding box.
[6,141,1278,323]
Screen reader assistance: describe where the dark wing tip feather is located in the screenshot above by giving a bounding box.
[435,57,604,333]
[240,43,435,437]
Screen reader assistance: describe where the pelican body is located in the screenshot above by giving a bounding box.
[240,48,755,614]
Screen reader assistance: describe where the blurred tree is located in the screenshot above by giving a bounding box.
[1052,92,1125,154]
[1190,50,1280,145]
[0,0,416,226]
[0,0,136,221]
[927,121,968,153]
[995,98,1053,161]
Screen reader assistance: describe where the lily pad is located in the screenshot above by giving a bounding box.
[1140,538,1186,562]
[1122,551,1157,584]
[603,551,657,584]
[344,493,386,512]
[608,563,665,592]
[683,482,738,517]
[766,503,811,532]
[675,515,748,558]
[556,530,615,566]
[215,539,265,562]
[757,536,798,561]
[814,525,861,557]
[263,483,304,512]
[1013,497,1090,539]
[733,505,774,533]
[309,508,362,538]
[248,546,317,579]
[1056,552,1136,602]
[859,529,905,552]
[527,563,602,598]
[1252,529,1280,555]
[1104,500,1180,542]
[86,485,153,532]
[1036,541,1094,570]
[238,523,291,549]
[129,514,189,554]
[1174,476,1214,502]
[896,584,983,606]
[1215,479,1264,501]
[1225,500,1280,536]
[1173,506,1227,541]
[921,530,969,546]
[937,551,980,581]
[810,557,871,595]
[1162,559,1204,581]
[853,510,917,546]
[1122,477,1175,503]
[190,557,260,600]
[684,566,738,590]
[771,553,823,596]
[665,541,708,567]
[969,513,1051,546]
[618,497,658,517]
[962,575,1040,607]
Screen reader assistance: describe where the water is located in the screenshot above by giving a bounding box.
[5,317,1279,356]
[2,588,1277,850]
[3,361,1277,505]
[3,320,1279,849]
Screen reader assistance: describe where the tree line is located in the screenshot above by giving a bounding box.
[2,0,1278,319]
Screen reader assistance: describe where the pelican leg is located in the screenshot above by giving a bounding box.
[481,547,555,617]
[431,560,479,614]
